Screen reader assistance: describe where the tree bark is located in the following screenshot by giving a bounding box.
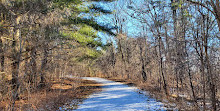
[186,49,198,107]
[158,36,168,95]
[39,26,49,88]
[30,46,37,87]
[138,40,147,81]
[0,37,4,74]
[11,16,21,102]
[39,44,48,88]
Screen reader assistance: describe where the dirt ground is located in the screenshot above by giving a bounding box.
[0,77,102,111]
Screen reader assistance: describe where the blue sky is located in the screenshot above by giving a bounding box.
[93,0,147,44]
[93,0,219,48]
[93,0,175,44]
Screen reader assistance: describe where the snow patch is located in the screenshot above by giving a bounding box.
[60,77,171,111]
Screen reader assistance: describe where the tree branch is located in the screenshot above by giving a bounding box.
[186,0,215,14]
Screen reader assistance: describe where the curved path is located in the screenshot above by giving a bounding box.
[62,77,168,111]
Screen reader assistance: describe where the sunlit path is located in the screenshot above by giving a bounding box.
[61,77,168,111]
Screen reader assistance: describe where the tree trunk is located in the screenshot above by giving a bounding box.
[158,36,168,95]
[24,44,30,83]
[118,38,125,77]
[138,42,147,81]
[195,38,206,110]
[204,36,216,111]
[39,45,48,88]
[186,50,198,107]
[39,26,49,88]
[171,0,180,97]
[30,47,37,87]
[0,37,4,75]
[11,16,21,102]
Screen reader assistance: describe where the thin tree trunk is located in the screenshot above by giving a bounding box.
[24,44,30,83]
[204,15,216,111]
[158,36,168,95]
[39,26,49,88]
[0,37,4,74]
[206,57,216,111]
[204,37,216,111]
[118,38,125,77]
[30,46,37,88]
[39,45,48,88]
[186,50,198,107]
[201,54,206,111]
[11,16,21,103]
[139,42,147,81]
[171,0,180,97]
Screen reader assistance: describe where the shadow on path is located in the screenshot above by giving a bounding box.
[61,77,167,111]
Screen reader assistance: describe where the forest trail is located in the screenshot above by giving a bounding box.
[61,77,168,111]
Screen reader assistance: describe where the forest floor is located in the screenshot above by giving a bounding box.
[0,77,102,111]
[1,76,218,110]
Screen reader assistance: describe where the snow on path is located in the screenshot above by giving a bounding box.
[62,77,168,111]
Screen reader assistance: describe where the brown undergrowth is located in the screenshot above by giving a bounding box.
[0,77,102,111]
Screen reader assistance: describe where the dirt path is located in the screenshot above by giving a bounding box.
[60,77,169,111]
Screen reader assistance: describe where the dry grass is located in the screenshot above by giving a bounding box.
[0,77,102,111]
